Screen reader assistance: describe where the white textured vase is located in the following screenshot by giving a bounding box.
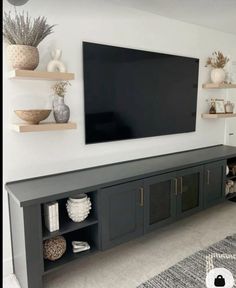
[210,68,225,84]
[66,194,92,222]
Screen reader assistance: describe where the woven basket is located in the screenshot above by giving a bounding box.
[43,236,66,261]
[7,45,39,70]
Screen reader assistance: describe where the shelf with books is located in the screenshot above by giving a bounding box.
[42,191,98,240]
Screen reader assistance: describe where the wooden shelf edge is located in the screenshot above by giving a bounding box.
[201,113,236,119]
[8,70,75,81]
[202,83,236,89]
[11,122,77,132]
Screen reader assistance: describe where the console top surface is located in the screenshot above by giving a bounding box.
[6,145,236,206]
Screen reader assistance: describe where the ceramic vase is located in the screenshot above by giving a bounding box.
[7,45,39,70]
[66,194,92,222]
[47,49,66,72]
[225,101,234,113]
[53,96,70,123]
[210,68,225,84]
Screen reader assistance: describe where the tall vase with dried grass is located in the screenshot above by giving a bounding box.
[3,10,56,70]
[52,81,71,123]
[205,51,229,84]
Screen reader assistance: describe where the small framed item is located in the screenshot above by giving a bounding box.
[215,99,225,114]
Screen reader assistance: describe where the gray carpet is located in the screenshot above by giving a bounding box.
[138,234,236,288]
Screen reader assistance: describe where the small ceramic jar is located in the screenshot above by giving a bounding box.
[225,101,234,114]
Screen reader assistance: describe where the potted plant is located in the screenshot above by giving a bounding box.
[3,10,55,70]
[51,81,71,123]
[205,51,229,84]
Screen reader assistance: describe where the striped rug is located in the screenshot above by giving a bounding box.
[138,234,236,288]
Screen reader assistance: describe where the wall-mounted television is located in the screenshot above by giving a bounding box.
[83,42,199,144]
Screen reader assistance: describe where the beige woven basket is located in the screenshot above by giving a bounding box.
[7,44,39,70]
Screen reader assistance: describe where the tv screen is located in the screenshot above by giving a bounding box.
[83,42,199,144]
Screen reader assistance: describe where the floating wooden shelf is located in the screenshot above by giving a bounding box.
[9,70,75,81]
[202,83,236,89]
[201,113,236,119]
[12,122,77,132]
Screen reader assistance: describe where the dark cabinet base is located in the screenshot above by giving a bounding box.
[6,145,236,288]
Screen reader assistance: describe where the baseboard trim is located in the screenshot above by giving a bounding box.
[3,257,13,277]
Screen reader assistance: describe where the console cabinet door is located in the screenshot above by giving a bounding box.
[101,181,144,250]
[144,172,176,233]
[204,160,226,208]
[176,166,204,218]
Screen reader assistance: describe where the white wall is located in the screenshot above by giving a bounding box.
[225,61,236,146]
[3,0,236,276]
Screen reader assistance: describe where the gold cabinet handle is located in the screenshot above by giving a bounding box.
[207,170,210,185]
[139,187,144,207]
[174,178,178,195]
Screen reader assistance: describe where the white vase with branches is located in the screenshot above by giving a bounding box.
[205,51,229,84]
[51,81,71,123]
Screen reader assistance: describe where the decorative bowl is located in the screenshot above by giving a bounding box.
[14,109,52,124]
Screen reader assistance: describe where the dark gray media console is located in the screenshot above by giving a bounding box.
[6,144,236,288]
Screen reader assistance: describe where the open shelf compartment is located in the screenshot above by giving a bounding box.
[43,225,99,274]
[42,191,98,240]
[42,191,99,274]
[225,157,236,199]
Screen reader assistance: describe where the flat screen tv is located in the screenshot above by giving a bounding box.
[83,42,199,144]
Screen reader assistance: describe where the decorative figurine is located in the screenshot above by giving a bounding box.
[209,99,216,114]
[47,49,67,72]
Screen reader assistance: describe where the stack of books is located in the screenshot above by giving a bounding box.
[43,202,59,232]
